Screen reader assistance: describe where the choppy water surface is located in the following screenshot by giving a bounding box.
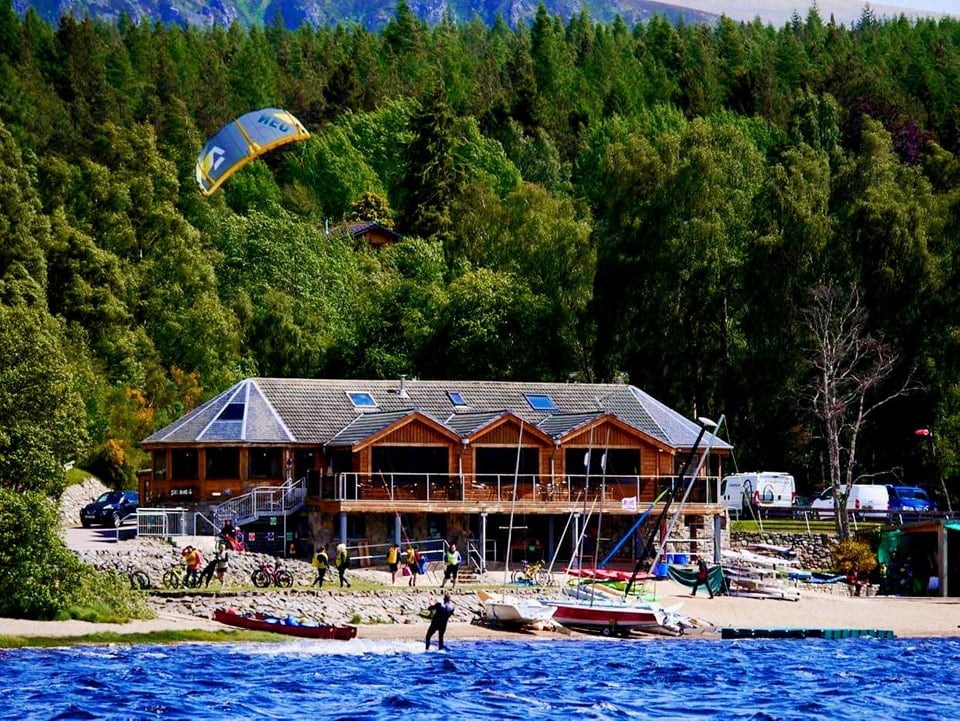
[2,636,958,720]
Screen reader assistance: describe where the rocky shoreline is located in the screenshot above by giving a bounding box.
[75,537,523,627]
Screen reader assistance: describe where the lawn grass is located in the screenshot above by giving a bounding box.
[731,518,886,534]
[0,628,289,649]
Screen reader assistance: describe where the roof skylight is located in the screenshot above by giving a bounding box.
[348,391,378,409]
[525,393,557,411]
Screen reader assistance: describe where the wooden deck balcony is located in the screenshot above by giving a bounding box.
[309,471,726,518]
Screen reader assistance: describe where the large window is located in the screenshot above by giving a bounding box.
[171,448,198,480]
[206,448,240,480]
[249,447,283,479]
[153,451,167,481]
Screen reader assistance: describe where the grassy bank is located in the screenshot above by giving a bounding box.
[0,628,296,649]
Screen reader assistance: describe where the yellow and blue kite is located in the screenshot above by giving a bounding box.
[195,108,310,196]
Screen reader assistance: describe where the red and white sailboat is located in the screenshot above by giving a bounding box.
[545,583,678,636]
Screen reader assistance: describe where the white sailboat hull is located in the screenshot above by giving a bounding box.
[478,590,557,624]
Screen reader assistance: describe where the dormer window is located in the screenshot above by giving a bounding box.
[447,390,467,407]
[348,392,378,409]
[525,393,557,411]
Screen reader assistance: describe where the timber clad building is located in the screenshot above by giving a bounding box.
[140,377,731,564]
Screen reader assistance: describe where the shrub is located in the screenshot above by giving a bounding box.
[0,489,151,621]
[830,539,877,575]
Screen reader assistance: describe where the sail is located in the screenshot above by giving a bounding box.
[195,108,310,196]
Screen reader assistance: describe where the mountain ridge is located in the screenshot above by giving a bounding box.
[11,0,722,30]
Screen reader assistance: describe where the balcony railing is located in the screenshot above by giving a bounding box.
[318,471,720,506]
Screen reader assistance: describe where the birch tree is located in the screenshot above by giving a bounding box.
[804,285,915,539]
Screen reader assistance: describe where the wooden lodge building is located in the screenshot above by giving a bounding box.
[140,377,732,567]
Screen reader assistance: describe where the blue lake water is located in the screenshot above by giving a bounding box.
[2,636,958,720]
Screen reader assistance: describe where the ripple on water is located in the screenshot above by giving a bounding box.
[2,637,960,720]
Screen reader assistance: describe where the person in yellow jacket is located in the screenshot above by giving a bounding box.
[440,544,462,590]
[386,544,400,584]
[335,543,351,588]
[311,544,329,587]
[405,545,420,587]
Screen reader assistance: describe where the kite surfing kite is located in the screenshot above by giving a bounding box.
[195,108,310,196]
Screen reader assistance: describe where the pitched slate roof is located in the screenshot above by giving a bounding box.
[141,377,731,452]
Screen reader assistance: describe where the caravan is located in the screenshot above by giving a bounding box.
[720,472,796,514]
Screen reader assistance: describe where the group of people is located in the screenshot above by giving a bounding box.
[180,539,230,587]
[309,540,464,593]
[382,543,462,589]
[311,543,352,588]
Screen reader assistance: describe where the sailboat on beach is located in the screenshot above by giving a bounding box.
[545,417,724,637]
[477,421,557,627]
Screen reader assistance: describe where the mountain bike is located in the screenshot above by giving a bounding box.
[511,560,554,586]
[162,562,201,589]
[102,561,151,590]
[252,557,294,588]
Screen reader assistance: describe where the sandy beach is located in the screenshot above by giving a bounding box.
[3,580,957,642]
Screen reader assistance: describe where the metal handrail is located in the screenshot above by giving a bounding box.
[213,476,308,528]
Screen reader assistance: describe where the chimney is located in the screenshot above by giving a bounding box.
[398,374,409,399]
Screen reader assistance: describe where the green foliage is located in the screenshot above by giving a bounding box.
[1,8,960,508]
[0,489,147,621]
[0,305,88,495]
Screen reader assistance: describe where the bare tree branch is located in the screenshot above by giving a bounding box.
[802,285,918,539]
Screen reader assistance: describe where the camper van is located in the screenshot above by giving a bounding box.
[720,472,796,514]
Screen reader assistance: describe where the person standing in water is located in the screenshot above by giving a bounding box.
[425,593,455,651]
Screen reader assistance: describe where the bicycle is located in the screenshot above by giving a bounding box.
[511,560,554,586]
[162,563,202,589]
[102,561,151,590]
[252,557,294,588]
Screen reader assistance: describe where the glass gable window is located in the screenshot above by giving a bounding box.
[217,402,245,420]
[348,392,377,409]
[206,447,240,479]
[525,393,557,411]
[447,390,467,406]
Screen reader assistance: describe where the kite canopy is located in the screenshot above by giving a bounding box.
[195,108,310,196]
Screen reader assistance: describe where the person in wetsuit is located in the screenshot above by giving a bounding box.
[425,593,455,651]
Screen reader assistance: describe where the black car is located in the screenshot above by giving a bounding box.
[80,490,139,528]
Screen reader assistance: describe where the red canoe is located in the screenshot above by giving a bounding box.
[214,608,357,640]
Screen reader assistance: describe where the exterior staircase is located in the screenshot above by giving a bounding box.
[212,477,307,529]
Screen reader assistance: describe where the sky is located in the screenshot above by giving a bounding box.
[666,1,956,25]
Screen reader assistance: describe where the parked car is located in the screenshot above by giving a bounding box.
[80,490,139,528]
[810,484,889,518]
[886,485,937,513]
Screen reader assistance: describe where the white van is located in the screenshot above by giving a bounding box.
[810,484,889,518]
[720,472,796,513]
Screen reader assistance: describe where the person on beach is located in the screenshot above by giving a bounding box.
[335,543,351,588]
[386,544,400,584]
[200,540,228,587]
[181,545,202,587]
[847,563,865,596]
[214,539,229,585]
[405,545,420,587]
[690,557,714,598]
[312,544,329,587]
[425,593,455,650]
[440,544,462,590]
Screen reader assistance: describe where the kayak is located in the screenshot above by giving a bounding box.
[213,608,357,640]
